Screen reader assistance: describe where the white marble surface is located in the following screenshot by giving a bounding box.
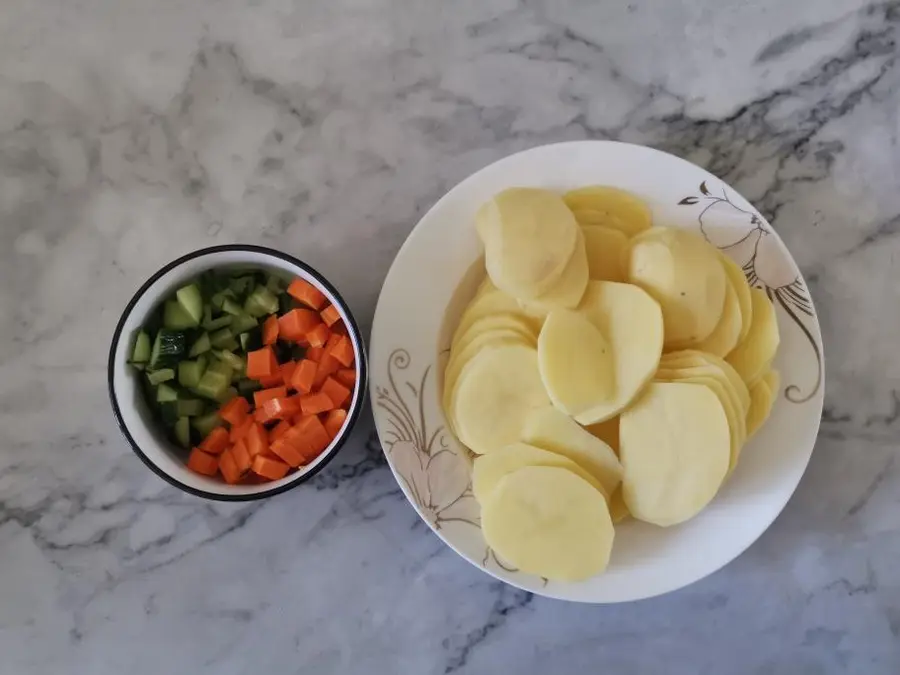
[1,0,899,672]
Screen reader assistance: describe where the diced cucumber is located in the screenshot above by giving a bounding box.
[192,411,223,438]
[229,275,255,295]
[159,401,179,426]
[175,283,204,325]
[278,294,297,315]
[210,328,235,349]
[156,383,179,403]
[131,331,151,364]
[211,289,236,310]
[206,359,234,381]
[189,332,211,357]
[202,315,232,331]
[239,327,262,352]
[230,313,258,334]
[265,273,285,293]
[216,350,245,373]
[149,329,187,369]
[174,416,191,448]
[176,399,205,417]
[194,369,231,401]
[163,300,199,329]
[177,356,207,388]
[147,368,175,385]
[244,286,279,317]
[221,297,244,316]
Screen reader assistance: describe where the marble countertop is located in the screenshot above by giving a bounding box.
[2,0,899,672]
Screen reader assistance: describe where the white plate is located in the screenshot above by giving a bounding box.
[369,141,824,603]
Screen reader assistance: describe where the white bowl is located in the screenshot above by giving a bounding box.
[108,245,367,500]
[369,141,824,602]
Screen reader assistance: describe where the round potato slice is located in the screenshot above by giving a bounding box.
[562,186,652,237]
[481,465,615,581]
[521,405,622,496]
[718,252,753,343]
[572,281,664,424]
[726,287,780,386]
[746,378,773,438]
[451,344,550,454]
[478,188,579,299]
[582,225,628,282]
[451,290,540,345]
[620,382,730,526]
[516,228,589,314]
[537,309,615,416]
[691,281,742,357]
[660,350,751,415]
[442,330,532,422]
[451,312,536,352]
[627,228,727,346]
[472,442,608,502]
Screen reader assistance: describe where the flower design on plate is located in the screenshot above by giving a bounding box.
[679,181,822,402]
[373,349,478,530]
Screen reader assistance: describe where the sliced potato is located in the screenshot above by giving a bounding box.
[572,281,664,424]
[691,281,742,357]
[582,225,628,282]
[481,465,614,581]
[521,405,622,496]
[660,350,751,415]
[443,331,531,420]
[627,228,727,346]
[620,382,730,526]
[478,188,579,299]
[537,309,615,416]
[726,287,780,386]
[608,486,630,524]
[747,369,780,438]
[563,186,652,237]
[451,290,540,346]
[516,228,589,313]
[472,442,608,502]
[585,416,619,455]
[718,252,753,343]
[450,344,550,454]
[451,312,536,352]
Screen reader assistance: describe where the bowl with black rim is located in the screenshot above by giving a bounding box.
[108,244,367,501]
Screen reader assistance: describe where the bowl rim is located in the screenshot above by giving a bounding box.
[107,243,368,501]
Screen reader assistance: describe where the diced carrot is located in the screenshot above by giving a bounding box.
[187,448,219,476]
[262,315,279,346]
[270,437,305,467]
[232,438,252,473]
[295,414,332,459]
[313,354,341,387]
[280,361,297,388]
[219,396,250,426]
[306,346,325,363]
[259,396,298,423]
[245,423,269,458]
[324,409,348,438]
[229,416,254,443]
[335,368,356,388]
[219,450,242,484]
[306,323,330,348]
[329,335,355,367]
[254,386,287,408]
[324,333,342,352]
[320,376,351,408]
[320,304,341,327]
[270,420,292,442]
[287,278,326,310]
[291,359,317,394]
[278,309,320,341]
[299,392,334,416]
[251,455,290,480]
[246,346,279,380]
[199,427,230,455]
[258,373,283,388]
[331,320,347,336]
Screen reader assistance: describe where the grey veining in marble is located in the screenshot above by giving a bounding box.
[1,0,899,673]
